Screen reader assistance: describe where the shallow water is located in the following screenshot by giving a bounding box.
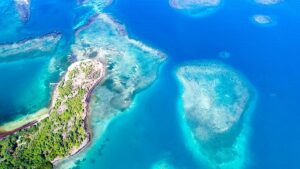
[0,36,69,124]
[0,57,49,124]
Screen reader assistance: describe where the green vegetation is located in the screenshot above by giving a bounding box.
[0,60,102,169]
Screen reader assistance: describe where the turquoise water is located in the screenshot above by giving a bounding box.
[1,0,300,168]
[0,0,74,124]
[0,57,49,124]
[0,36,70,124]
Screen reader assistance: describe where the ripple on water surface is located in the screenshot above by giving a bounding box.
[176,62,257,169]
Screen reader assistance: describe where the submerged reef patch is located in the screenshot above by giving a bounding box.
[250,14,276,26]
[169,0,223,17]
[14,0,30,22]
[0,33,62,60]
[80,0,112,11]
[71,13,166,111]
[176,62,256,169]
[254,0,282,5]
[218,51,231,59]
[151,159,177,169]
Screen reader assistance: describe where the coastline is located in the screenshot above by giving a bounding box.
[53,113,114,168]
[0,121,37,140]
[0,108,49,139]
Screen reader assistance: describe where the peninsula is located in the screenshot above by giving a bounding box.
[0,59,105,168]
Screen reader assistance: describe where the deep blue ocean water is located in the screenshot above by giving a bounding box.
[1,0,300,168]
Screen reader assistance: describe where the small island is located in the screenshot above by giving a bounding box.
[0,59,105,168]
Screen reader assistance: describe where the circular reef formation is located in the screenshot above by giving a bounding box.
[176,62,256,169]
[169,0,223,17]
[251,14,276,26]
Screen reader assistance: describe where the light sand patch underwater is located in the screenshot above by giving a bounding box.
[169,0,223,17]
[151,159,177,169]
[254,0,282,5]
[79,0,113,12]
[250,14,277,27]
[176,62,257,169]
